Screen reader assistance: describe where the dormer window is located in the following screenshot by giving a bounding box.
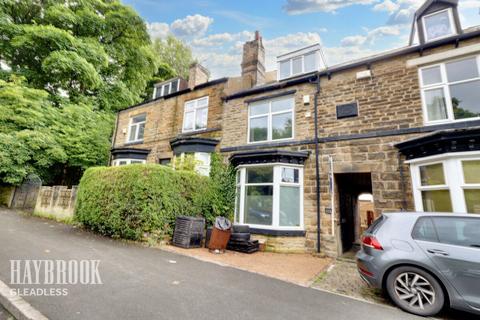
[410,0,462,46]
[153,78,186,99]
[277,44,321,81]
[422,8,456,42]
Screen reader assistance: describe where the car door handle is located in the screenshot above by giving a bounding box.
[427,249,449,256]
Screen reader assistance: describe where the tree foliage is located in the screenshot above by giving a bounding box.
[0,77,113,185]
[0,1,196,185]
[0,0,158,111]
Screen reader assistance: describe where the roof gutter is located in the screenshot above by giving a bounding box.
[224,29,480,101]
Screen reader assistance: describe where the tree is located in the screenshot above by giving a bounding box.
[153,35,195,80]
[0,0,158,185]
[143,35,195,99]
[0,77,112,185]
[0,0,158,111]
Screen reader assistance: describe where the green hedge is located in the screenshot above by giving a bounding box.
[75,164,211,240]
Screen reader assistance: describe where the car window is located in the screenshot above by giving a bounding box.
[412,217,439,242]
[432,217,480,248]
[365,215,385,234]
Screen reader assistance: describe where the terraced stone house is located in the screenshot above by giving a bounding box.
[111,0,480,256]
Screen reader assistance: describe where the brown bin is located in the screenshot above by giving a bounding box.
[208,227,231,251]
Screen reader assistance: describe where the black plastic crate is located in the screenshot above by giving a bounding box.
[172,216,205,248]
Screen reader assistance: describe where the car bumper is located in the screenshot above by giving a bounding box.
[356,250,382,288]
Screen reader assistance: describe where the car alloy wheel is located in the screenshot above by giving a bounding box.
[386,266,444,316]
[394,272,435,309]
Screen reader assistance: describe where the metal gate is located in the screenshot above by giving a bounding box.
[11,174,42,210]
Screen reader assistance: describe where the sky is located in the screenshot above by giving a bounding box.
[123,0,480,78]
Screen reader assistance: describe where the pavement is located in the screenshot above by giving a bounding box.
[0,305,13,320]
[163,245,332,287]
[313,253,479,320]
[0,208,426,320]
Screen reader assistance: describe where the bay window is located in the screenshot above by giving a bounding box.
[248,96,294,143]
[235,165,303,230]
[174,152,211,176]
[409,152,480,214]
[127,114,146,143]
[183,96,209,132]
[419,55,480,124]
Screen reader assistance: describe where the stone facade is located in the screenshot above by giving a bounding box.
[111,6,480,256]
[112,78,229,164]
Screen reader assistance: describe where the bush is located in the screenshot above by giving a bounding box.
[204,153,236,224]
[75,164,210,240]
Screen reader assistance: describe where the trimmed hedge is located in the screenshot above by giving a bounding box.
[75,164,211,240]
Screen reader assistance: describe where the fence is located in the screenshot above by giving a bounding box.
[34,186,78,219]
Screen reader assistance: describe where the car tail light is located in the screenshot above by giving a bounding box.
[362,235,383,250]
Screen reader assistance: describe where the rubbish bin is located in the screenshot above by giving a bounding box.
[208,217,232,252]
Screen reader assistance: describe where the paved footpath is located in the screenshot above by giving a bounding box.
[0,209,422,320]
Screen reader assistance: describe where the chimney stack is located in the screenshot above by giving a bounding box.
[188,63,210,89]
[241,31,265,87]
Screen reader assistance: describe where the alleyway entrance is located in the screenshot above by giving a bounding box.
[336,172,373,253]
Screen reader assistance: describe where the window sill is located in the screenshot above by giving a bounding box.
[124,141,144,146]
[249,228,305,237]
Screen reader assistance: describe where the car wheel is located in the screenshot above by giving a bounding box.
[386,266,445,316]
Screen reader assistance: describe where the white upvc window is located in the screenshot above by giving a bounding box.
[248,96,294,143]
[234,164,304,230]
[183,96,209,132]
[278,50,319,80]
[419,55,480,125]
[422,8,456,43]
[126,114,146,143]
[409,151,480,214]
[153,79,180,99]
[112,159,146,166]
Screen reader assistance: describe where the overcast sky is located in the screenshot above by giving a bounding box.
[123,0,480,78]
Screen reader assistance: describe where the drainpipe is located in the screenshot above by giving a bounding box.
[398,152,407,211]
[311,74,321,253]
[109,112,120,166]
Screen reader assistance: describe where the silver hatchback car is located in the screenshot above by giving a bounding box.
[356,212,480,317]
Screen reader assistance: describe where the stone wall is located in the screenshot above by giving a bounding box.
[113,81,229,163]
[34,186,78,219]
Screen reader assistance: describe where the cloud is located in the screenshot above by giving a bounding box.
[283,0,377,14]
[146,22,170,39]
[341,35,367,46]
[373,0,399,12]
[191,31,253,47]
[170,14,213,37]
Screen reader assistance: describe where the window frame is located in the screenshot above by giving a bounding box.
[153,79,181,99]
[182,96,209,133]
[277,49,320,81]
[173,152,211,176]
[419,54,480,125]
[234,164,304,231]
[421,8,456,43]
[112,159,146,166]
[247,95,295,144]
[408,151,480,213]
[126,114,146,143]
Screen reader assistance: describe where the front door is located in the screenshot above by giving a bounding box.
[415,216,480,309]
